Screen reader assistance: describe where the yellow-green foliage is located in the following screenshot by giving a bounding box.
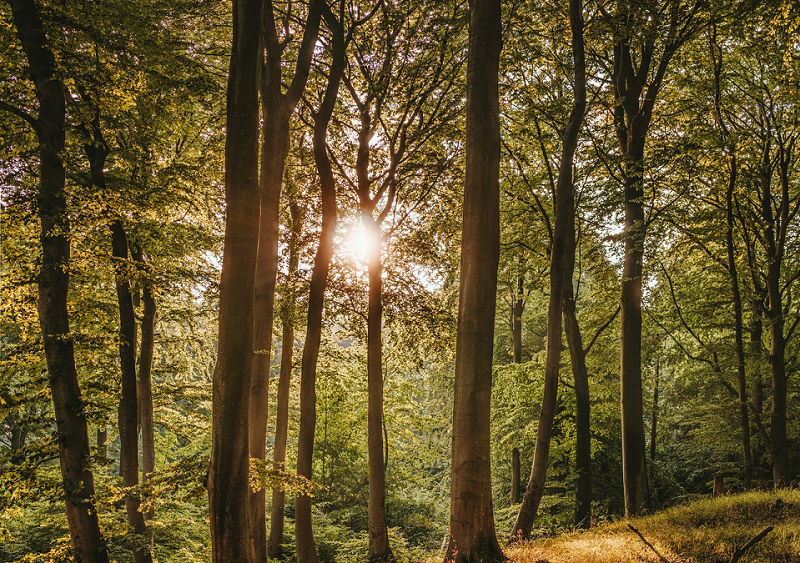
[505,490,800,563]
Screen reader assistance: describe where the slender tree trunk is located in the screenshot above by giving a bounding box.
[619,146,650,517]
[510,448,521,505]
[250,3,322,556]
[111,221,152,563]
[445,1,504,561]
[208,0,263,561]
[749,301,765,473]
[512,277,524,364]
[562,218,591,528]
[364,216,393,562]
[98,428,108,459]
[650,359,658,462]
[249,108,290,563]
[132,249,156,531]
[295,18,342,561]
[85,111,151,563]
[766,275,789,486]
[10,2,110,561]
[724,154,752,484]
[268,202,302,559]
[511,0,585,540]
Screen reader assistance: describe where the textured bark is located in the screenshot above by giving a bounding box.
[250,4,322,560]
[725,162,752,483]
[364,215,392,562]
[650,360,658,463]
[562,230,592,529]
[511,0,585,541]
[132,248,156,529]
[444,0,504,561]
[512,277,524,364]
[208,0,263,561]
[510,448,521,505]
[611,6,679,517]
[711,35,752,484]
[97,428,107,459]
[10,2,110,561]
[268,202,301,559]
[82,92,151,563]
[111,221,152,563]
[295,10,340,562]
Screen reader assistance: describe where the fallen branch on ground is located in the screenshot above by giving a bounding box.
[627,523,672,563]
[729,525,773,563]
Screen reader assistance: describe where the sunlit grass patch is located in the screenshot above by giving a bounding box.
[505,489,800,563]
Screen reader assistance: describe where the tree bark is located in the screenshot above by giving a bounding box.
[132,248,157,531]
[97,428,107,459]
[510,0,585,541]
[725,158,752,484]
[268,201,302,559]
[562,221,591,529]
[510,448,521,505]
[512,277,524,364]
[111,220,152,563]
[650,359,658,463]
[82,94,151,563]
[295,10,341,562]
[444,0,504,561]
[711,33,752,484]
[208,0,263,561]
[364,214,392,562]
[249,4,322,559]
[11,1,110,560]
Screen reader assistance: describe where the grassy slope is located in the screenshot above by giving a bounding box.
[506,490,800,563]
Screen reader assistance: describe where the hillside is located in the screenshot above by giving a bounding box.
[506,490,800,563]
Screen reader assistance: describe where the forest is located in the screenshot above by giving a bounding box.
[1,0,799,562]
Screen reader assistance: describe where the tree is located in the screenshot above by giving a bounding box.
[445,0,505,560]
[511,0,586,540]
[208,0,263,561]
[607,0,704,516]
[6,0,111,561]
[250,2,322,560]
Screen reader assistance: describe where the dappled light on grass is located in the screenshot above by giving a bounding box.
[506,530,681,563]
[504,490,800,563]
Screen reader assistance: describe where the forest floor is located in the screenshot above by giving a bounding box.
[504,489,800,563]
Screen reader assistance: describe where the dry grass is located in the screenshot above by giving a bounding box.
[503,489,800,563]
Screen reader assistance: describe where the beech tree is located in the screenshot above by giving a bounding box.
[208,0,263,560]
[445,0,504,561]
[6,0,110,561]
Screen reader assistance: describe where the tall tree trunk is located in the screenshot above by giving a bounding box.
[711,33,752,485]
[619,145,650,517]
[510,448,521,505]
[562,222,591,528]
[364,215,393,562]
[511,0,585,540]
[295,14,341,561]
[132,248,157,531]
[98,428,107,459]
[111,220,152,563]
[208,0,263,561]
[84,106,151,563]
[250,4,322,558]
[650,359,658,463]
[749,301,765,473]
[249,106,289,563]
[268,201,302,559]
[445,0,504,560]
[724,156,752,484]
[512,277,524,364]
[10,2,110,561]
